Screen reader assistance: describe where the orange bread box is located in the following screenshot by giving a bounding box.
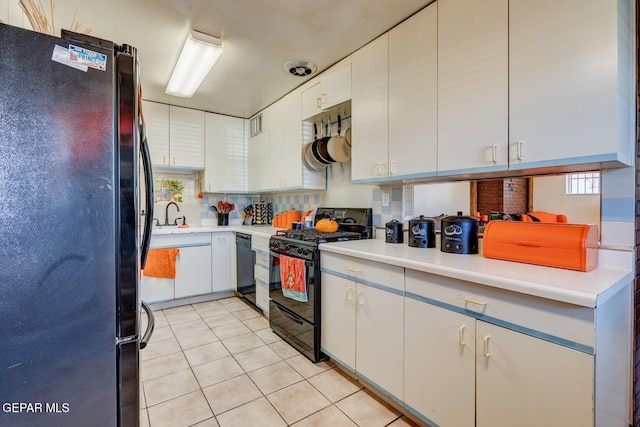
[482,221,598,272]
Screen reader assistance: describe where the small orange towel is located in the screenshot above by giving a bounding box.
[143,248,180,278]
[279,255,307,302]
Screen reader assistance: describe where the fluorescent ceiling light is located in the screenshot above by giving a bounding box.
[165,31,224,98]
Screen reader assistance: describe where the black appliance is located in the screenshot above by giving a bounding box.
[235,233,258,311]
[440,214,479,254]
[408,216,436,248]
[0,24,154,427]
[385,219,404,244]
[268,208,372,362]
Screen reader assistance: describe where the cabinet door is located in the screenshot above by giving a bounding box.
[351,34,389,183]
[404,298,475,427]
[211,233,231,293]
[247,133,261,191]
[320,272,356,371]
[142,101,170,167]
[509,0,633,170]
[389,4,438,179]
[174,245,212,298]
[140,276,174,303]
[301,82,322,120]
[356,283,404,400]
[169,106,205,169]
[437,0,508,176]
[320,64,351,110]
[280,90,303,189]
[476,322,593,427]
[203,113,246,193]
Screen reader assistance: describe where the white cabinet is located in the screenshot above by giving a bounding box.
[351,34,389,183]
[0,0,30,28]
[508,0,634,171]
[253,235,270,315]
[321,253,404,400]
[437,0,509,176]
[388,4,438,180]
[301,60,351,120]
[203,113,247,193]
[142,101,205,169]
[211,232,232,293]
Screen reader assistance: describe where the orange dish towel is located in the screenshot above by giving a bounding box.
[279,255,307,302]
[143,248,180,279]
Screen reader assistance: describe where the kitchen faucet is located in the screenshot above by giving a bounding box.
[165,202,180,226]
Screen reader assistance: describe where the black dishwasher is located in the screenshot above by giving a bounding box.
[235,233,259,312]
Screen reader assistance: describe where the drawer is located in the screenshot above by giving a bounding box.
[255,251,270,268]
[255,264,269,284]
[321,252,404,293]
[251,236,270,253]
[405,269,595,348]
[151,232,211,248]
[255,280,269,314]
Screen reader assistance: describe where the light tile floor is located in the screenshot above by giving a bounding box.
[140,297,419,427]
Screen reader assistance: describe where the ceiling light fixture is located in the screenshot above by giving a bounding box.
[165,31,224,98]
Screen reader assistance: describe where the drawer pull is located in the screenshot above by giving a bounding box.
[464,297,487,307]
[346,287,354,302]
[347,267,361,276]
[492,144,498,163]
[483,335,491,358]
[458,325,466,346]
[357,290,364,307]
[516,141,524,160]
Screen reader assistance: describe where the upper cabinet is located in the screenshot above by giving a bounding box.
[142,101,205,170]
[203,113,247,193]
[508,0,634,171]
[437,0,509,176]
[0,0,30,29]
[301,59,352,120]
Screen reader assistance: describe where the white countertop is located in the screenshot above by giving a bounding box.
[319,239,632,308]
[151,225,280,239]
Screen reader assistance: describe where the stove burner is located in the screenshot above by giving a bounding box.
[276,229,361,243]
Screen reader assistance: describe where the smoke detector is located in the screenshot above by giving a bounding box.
[284,60,317,77]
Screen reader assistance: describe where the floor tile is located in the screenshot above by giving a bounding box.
[217,297,240,306]
[149,325,174,342]
[176,329,219,350]
[202,374,262,415]
[254,328,281,343]
[247,361,304,395]
[232,308,262,321]
[286,354,333,378]
[164,309,201,325]
[192,356,245,388]
[192,300,224,311]
[171,318,210,336]
[184,341,231,367]
[234,345,282,372]
[140,381,147,409]
[291,405,357,427]
[335,389,401,427]
[388,416,420,426]
[143,368,200,406]
[216,397,286,427]
[243,316,270,331]
[192,418,220,427]
[269,340,300,359]
[196,304,232,318]
[140,336,181,362]
[267,380,331,425]
[140,409,150,427]
[212,322,252,340]
[141,351,189,381]
[222,301,249,312]
[151,311,169,328]
[307,368,362,403]
[221,332,266,354]
[147,390,213,427]
[204,313,241,329]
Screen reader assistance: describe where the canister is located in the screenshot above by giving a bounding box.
[408,216,436,248]
[385,220,403,244]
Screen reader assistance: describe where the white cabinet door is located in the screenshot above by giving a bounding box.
[301,82,322,121]
[247,133,261,192]
[142,101,170,167]
[388,4,438,180]
[141,277,174,304]
[211,232,231,293]
[476,321,593,427]
[404,298,475,427]
[356,283,404,400]
[203,113,246,193]
[319,64,351,111]
[174,244,212,298]
[320,271,356,371]
[280,90,303,189]
[169,106,205,169]
[351,34,389,183]
[509,0,633,170]
[437,0,508,176]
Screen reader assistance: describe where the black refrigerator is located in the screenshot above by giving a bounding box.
[0,23,154,427]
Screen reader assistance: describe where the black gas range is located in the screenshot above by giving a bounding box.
[268,208,372,362]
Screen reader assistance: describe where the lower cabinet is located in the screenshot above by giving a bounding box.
[211,232,232,293]
[320,253,404,401]
[173,242,212,299]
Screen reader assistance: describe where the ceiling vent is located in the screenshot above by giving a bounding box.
[284,60,317,77]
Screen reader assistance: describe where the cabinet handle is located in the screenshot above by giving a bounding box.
[321,93,327,106]
[458,325,466,346]
[316,97,322,109]
[172,156,176,165]
[492,144,498,163]
[163,155,166,165]
[217,237,226,242]
[516,141,524,160]
[357,290,364,307]
[464,297,487,307]
[377,162,387,176]
[347,267,360,276]
[346,287,354,302]
[389,161,397,175]
[483,335,491,358]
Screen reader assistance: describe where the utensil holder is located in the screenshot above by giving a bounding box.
[218,213,229,226]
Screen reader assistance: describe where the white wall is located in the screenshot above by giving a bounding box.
[324,161,376,207]
[413,181,471,217]
[532,175,600,224]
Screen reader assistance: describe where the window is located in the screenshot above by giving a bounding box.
[566,172,600,195]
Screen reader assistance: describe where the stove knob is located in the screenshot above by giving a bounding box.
[297,248,303,255]
[272,242,279,249]
[302,249,309,256]
[284,245,291,252]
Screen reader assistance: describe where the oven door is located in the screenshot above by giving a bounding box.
[268,250,316,325]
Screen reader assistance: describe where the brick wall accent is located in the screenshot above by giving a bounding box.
[476,178,528,216]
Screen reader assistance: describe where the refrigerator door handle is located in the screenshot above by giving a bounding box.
[140,300,154,349]
[139,114,154,270]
